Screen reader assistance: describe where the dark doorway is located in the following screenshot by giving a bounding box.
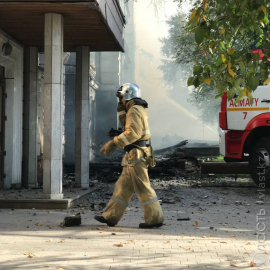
[0,66,5,188]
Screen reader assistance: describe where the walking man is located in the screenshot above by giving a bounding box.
[95,83,164,228]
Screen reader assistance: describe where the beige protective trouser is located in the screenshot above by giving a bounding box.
[102,148,164,225]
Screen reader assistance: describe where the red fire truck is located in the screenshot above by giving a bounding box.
[219,48,270,188]
[219,82,270,188]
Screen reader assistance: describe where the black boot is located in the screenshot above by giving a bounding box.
[94,215,116,227]
[139,222,163,229]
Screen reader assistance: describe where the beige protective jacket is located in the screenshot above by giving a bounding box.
[113,100,151,149]
[102,99,164,225]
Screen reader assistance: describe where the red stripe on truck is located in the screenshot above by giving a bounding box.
[219,92,228,130]
[245,113,270,130]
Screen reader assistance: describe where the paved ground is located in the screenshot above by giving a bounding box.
[0,180,269,270]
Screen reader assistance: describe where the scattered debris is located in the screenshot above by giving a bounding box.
[90,203,106,211]
[177,213,190,221]
[191,202,200,207]
[114,243,125,247]
[24,253,38,258]
[61,213,81,227]
[235,201,243,205]
[85,140,211,182]
[154,140,189,155]
[162,199,175,204]
[255,201,264,205]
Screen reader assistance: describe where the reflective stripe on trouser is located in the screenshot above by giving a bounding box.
[102,160,164,225]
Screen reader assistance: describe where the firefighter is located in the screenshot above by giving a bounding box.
[95,83,164,228]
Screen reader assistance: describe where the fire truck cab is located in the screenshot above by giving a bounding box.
[219,85,270,188]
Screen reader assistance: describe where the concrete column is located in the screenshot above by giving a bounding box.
[95,52,119,145]
[43,13,64,199]
[75,46,90,189]
[22,46,38,188]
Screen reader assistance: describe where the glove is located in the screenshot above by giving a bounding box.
[100,140,117,157]
[116,92,123,102]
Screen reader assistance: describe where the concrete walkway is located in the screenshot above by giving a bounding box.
[0,183,269,270]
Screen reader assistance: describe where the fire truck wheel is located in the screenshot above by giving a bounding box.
[249,137,270,188]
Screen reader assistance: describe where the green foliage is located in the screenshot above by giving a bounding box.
[188,82,220,124]
[183,0,270,102]
[159,13,197,85]
[159,12,220,125]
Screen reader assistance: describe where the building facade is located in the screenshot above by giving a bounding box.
[64,0,135,164]
[0,0,125,199]
[0,33,23,189]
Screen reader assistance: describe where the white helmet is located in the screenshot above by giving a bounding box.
[117,83,141,101]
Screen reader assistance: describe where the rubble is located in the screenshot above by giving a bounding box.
[55,140,233,187]
[85,141,204,183]
[177,213,190,221]
[61,213,81,227]
[60,141,257,190]
[235,201,243,205]
[161,199,175,204]
[155,140,219,156]
[154,140,188,155]
[90,202,106,211]
[255,201,265,205]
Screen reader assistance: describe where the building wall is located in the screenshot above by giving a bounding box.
[93,0,135,159]
[0,30,23,188]
[64,52,99,165]
[37,67,44,158]
[37,67,44,184]
[94,52,119,149]
[63,50,120,164]
[120,1,135,84]
[63,0,134,164]
[64,53,76,165]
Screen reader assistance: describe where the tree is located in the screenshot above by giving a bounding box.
[183,0,270,104]
[159,12,220,124]
[159,13,192,85]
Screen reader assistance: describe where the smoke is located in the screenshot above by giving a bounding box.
[126,0,219,149]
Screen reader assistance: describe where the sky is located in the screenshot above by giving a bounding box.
[132,0,219,148]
